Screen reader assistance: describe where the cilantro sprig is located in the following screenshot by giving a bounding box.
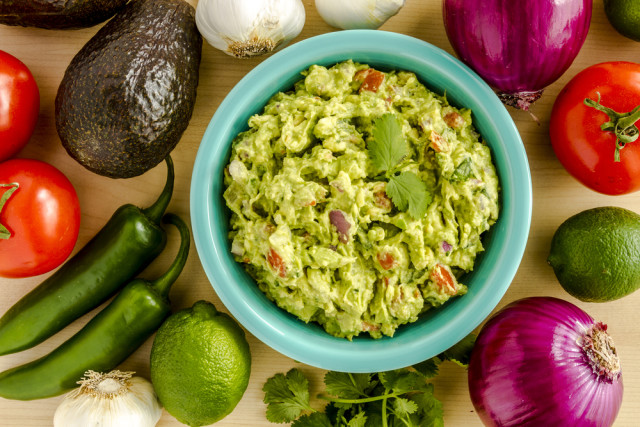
[368,114,431,219]
[262,334,476,427]
[263,369,316,423]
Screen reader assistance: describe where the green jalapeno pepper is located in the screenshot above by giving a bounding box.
[0,156,174,356]
[0,212,190,400]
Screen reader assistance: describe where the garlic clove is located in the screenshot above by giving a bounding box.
[315,0,405,30]
[195,0,306,59]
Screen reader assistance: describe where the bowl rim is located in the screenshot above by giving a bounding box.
[190,30,532,372]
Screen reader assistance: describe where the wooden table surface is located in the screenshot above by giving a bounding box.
[1,0,639,425]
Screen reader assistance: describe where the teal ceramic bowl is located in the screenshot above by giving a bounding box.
[191,30,532,372]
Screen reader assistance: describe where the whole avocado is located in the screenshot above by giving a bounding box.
[0,0,129,29]
[55,0,202,178]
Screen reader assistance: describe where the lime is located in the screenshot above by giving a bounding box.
[604,0,640,42]
[150,300,251,426]
[547,206,640,302]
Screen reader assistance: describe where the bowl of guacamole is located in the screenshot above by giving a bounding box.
[191,30,531,372]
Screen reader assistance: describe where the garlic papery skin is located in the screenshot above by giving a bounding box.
[53,370,162,427]
[315,0,405,30]
[195,0,306,59]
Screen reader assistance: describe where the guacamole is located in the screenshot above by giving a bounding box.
[223,60,500,339]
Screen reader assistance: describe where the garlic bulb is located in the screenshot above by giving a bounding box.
[195,0,306,58]
[315,0,405,30]
[53,370,162,427]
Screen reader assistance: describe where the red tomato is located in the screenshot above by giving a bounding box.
[0,50,40,162]
[0,159,81,278]
[549,61,640,195]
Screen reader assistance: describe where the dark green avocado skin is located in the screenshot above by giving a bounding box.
[55,0,202,178]
[0,0,129,29]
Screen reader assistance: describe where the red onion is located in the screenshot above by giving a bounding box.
[443,0,592,111]
[329,209,351,244]
[468,297,623,427]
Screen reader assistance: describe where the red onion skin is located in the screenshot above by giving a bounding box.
[443,0,592,109]
[468,297,623,427]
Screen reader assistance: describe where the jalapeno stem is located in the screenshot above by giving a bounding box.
[584,93,640,162]
[142,156,174,223]
[152,213,190,298]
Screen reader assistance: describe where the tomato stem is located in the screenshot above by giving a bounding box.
[0,183,19,239]
[584,92,640,162]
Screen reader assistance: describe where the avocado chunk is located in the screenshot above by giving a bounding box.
[55,0,202,178]
[0,0,129,29]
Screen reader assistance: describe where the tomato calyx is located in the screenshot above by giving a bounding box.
[584,92,640,162]
[0,183,19,239]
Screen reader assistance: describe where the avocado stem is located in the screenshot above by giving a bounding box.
[142,156,174,223]
[584,92,640,162]
[151,213,190,298]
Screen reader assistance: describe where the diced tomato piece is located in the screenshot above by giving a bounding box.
[430,263,458,295]
[429,131,449,153]
[444,111,464,129]
[355,68,385,93]
[267,248,286,278]
[377,252,395,270]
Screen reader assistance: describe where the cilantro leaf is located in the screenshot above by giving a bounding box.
[412,358,440,379]
[379,369,429,394]
[409,386,444,427]
[325,401,349,426]
[365,410,383,427]
[346,411,368,427]
[292,412,334,427]
[450,157,474,182]
[263,368,313,423]
[325,371,374,399]
[369,113,407,173]
[386,171,432,219]
[438,333,476,367]
[328,402,369,427]
[393,397,419,417]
